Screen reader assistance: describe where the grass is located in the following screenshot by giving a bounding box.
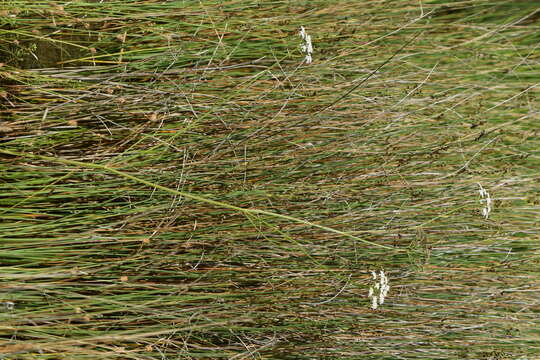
[1,0,539,359]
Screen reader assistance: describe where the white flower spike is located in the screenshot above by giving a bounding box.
[477,183,492,219]
[368,270,390,310]
[299,26,313,64]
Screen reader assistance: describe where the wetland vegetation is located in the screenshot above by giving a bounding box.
[1,1,539,358]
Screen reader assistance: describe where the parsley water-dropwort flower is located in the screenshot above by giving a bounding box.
[368,270,390,310]
[299,26,313,64]
[478,183,492,219]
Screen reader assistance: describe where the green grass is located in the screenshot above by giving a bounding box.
[1,0,539,358]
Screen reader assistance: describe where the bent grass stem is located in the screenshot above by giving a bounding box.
[0,148,398,251]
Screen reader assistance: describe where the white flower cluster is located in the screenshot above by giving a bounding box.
[478,183,492,219]
[368,270,390,310]
[299,26,313,64]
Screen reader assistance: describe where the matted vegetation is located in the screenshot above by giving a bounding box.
[1,1,539,359]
